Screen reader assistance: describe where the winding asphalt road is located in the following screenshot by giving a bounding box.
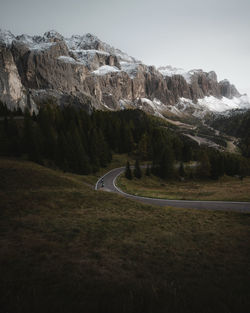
[95,167,250,213]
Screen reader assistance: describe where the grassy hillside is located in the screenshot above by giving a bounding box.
[0,158,250,313]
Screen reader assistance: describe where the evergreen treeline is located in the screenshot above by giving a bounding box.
[0,101,23,117]
[0,102,249,179]
[0,104,194,175]
[196,148,250,179]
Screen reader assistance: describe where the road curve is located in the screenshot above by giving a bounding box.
[95,167,250,213]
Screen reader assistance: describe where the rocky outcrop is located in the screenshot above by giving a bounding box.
[219,79,240,99]
[189,70,221,100]
[0,29,244,116]
[0,41,27,110]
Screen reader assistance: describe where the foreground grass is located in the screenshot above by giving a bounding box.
[0,158,250,313]
[118,173,250,202]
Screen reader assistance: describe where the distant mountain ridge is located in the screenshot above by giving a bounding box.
[0,28,249,117]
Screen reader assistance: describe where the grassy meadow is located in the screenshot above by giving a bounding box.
[118,173,250,202]
[0,158,250,313]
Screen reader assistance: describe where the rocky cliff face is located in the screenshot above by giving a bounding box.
[0,29,247,117]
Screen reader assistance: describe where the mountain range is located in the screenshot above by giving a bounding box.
[0,29,249,119]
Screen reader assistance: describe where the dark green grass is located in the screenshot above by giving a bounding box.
[0,158,250,313]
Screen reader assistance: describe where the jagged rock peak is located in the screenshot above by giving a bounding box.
[66,32,138,63]
[208,71,217,81]
[0,29,138,63]
[43,30,64,42]
[0,28,248,117]
[0,29,15,46]
[219,80,240,99]
[66,32,102,50]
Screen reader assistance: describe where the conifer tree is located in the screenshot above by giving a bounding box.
[37,106,56,160]
[173,137,183,161]
[138,133,149,160]
[23,109,33,156]
[182,143,192,162]
[145,164,151,176]
[0,101,9,117]
[88,127,101,172]
[125,161,132,180]
[68,127,91,175]
[3,117,20,156]
[134,159,142,179]
[96,129,112,167]
[197,151,211,178]
[23,111,43,164]
[120,124,134,153]
[29,125,43,164]
[0,117,8,155]
[179,162,186,178]
[159,146,175,179]
[210,151,224,180]
[55,131,68,170]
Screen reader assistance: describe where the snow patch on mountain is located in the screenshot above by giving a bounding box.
[26,41,56,51]
[139,98,165,118]
[57,56,80,64]
[81,49,109,57]
[65,33,100,50]
[158,66,206,84]
[138,98,183,118]
[15,33,57,51]
[0,29,15,46]
[120,62,142,78]
[70,49,110,66]
[0,29,62,50]
[15,34,35,45]
[176,94,250,119]
[158,65,192,83]
[106,45,137,63]
[119,99,133,110]
[92,65,120,76]
[198,95,250,112]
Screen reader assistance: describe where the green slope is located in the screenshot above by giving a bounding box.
[0,158,250,313]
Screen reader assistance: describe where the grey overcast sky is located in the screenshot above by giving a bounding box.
[1,0,250,94]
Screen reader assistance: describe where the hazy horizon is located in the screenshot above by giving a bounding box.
[1,0,249,95]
